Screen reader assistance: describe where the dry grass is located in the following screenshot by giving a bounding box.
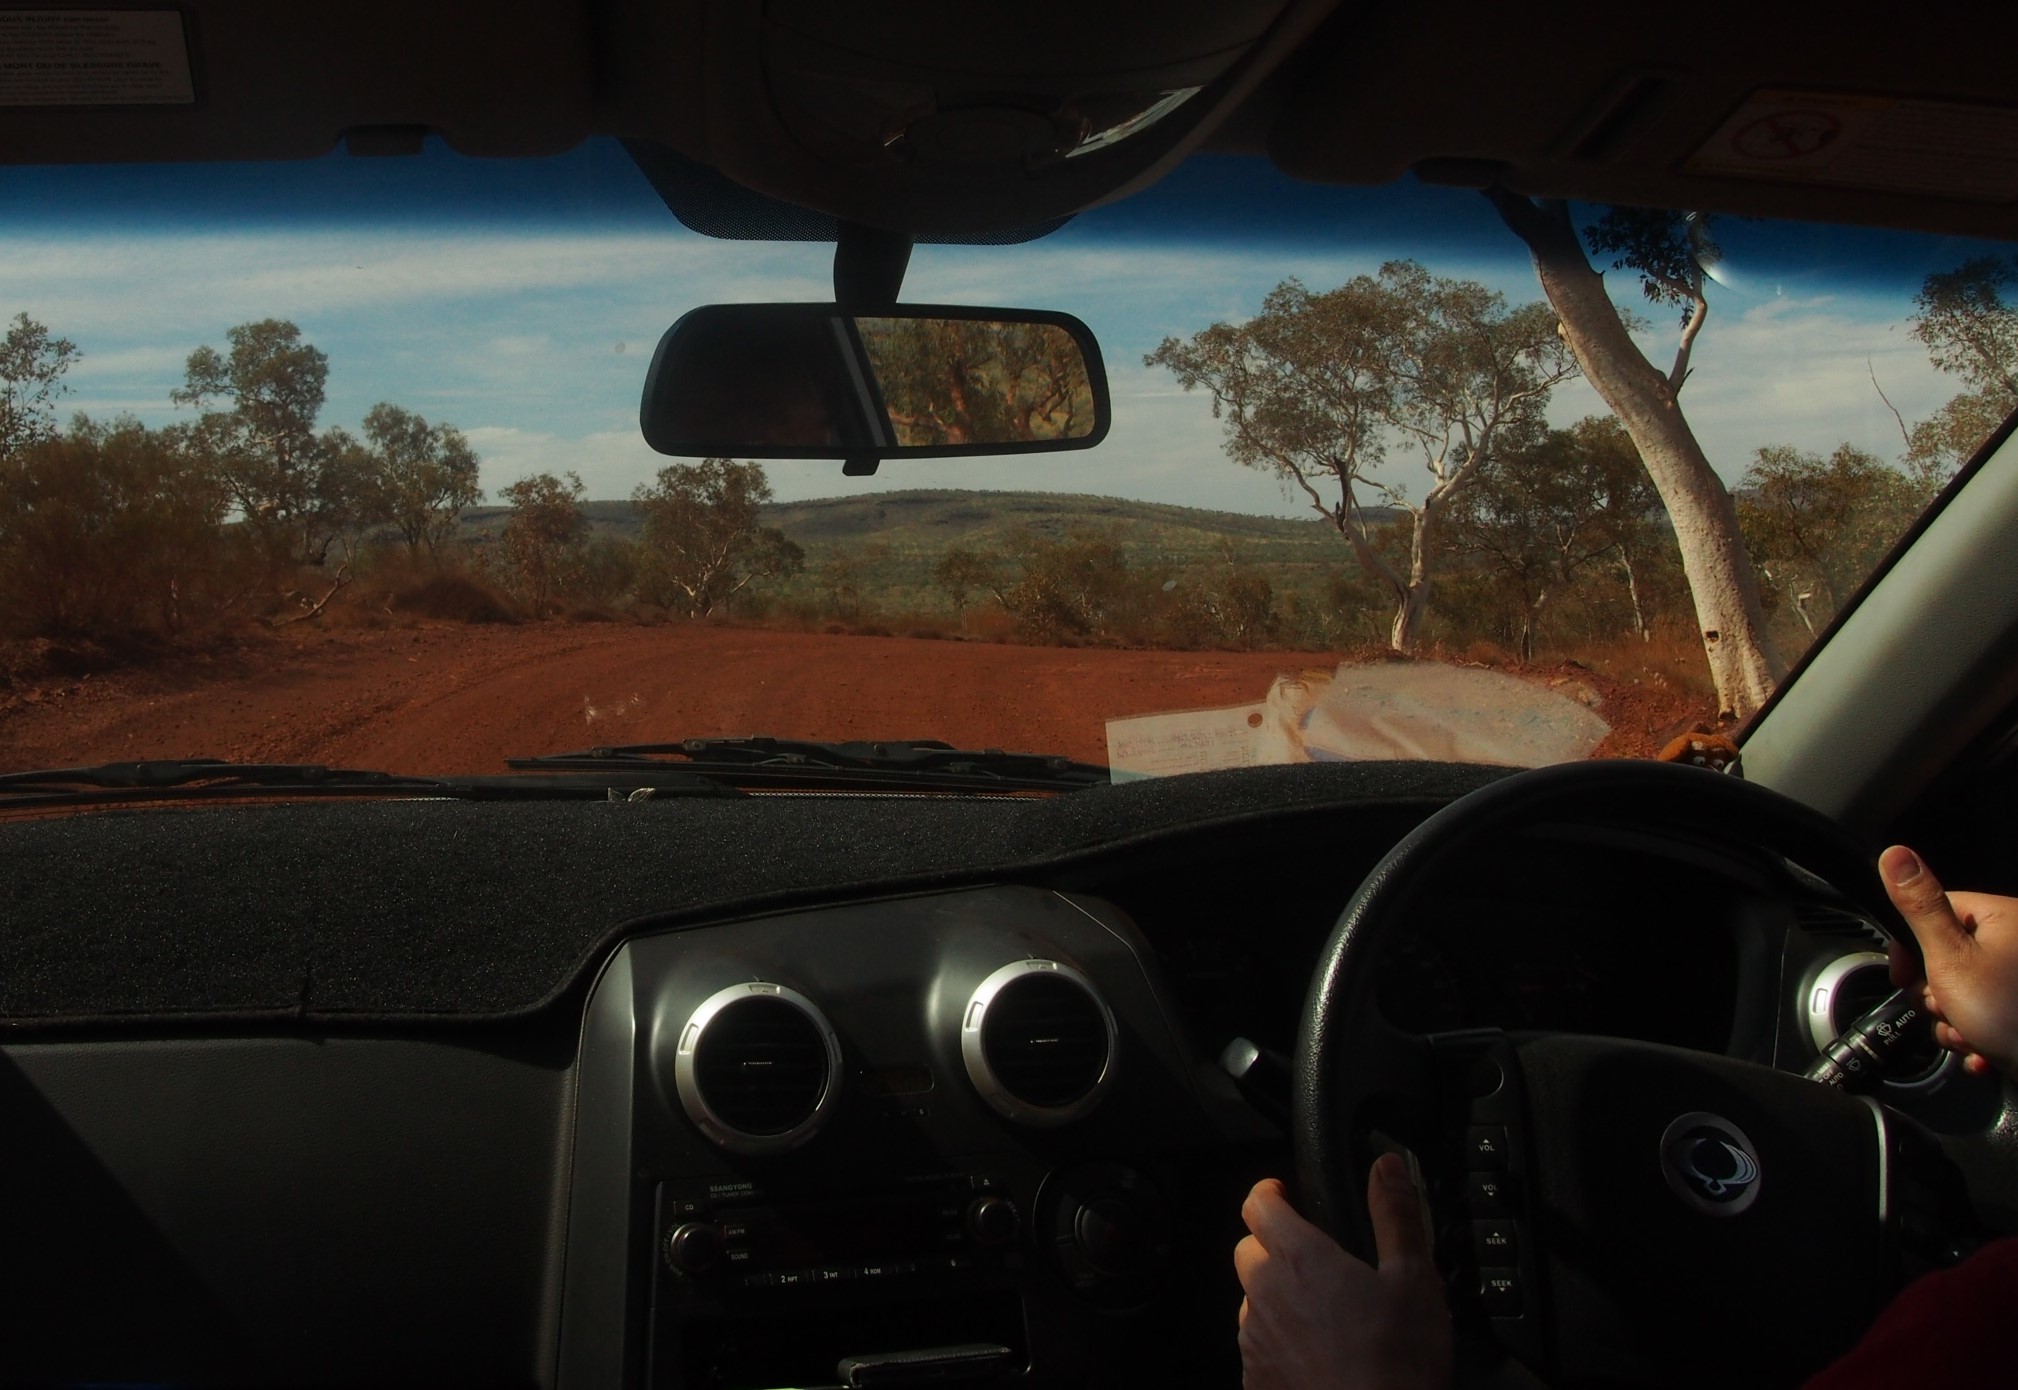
[1565,625,1717,700]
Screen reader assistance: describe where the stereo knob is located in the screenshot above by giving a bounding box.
[665,1221,723,1275]
[965,1195,1018,1247]
[1073,1198,1140,1274]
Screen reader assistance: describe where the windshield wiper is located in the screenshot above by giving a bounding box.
[508,737,1109,793]
[0,758,742,807]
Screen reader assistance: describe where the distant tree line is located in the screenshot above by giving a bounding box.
[0,316,488,635]
[2,242,2012,690]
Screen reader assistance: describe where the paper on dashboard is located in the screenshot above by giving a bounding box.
[1104,701,1268,781]
[1104,662,1610,779]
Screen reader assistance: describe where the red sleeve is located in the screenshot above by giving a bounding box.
[1801,1237,2018,1389]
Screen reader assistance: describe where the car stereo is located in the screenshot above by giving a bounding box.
[656,1171,1021,1294]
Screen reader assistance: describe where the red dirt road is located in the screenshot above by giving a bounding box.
[0,622,1706,776]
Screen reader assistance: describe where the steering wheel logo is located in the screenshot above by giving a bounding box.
[1658,1112,1763,1216]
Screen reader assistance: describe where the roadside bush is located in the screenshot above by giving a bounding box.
[389,571,519,624]
[491,471,587,617]
[992,527,1137,642]
[575,535,639,606]
[0,414,234,638]
[1153,550,1280,649]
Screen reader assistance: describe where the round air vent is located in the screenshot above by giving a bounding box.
[1807,952,1948,1089]
[961,960,1116,1125]
[674,983,842,1154]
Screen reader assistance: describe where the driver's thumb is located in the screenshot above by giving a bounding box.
[1881,846,1971,974]
[1366,1153,1432,1273]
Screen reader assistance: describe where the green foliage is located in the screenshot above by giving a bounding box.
[1910,256,2018,398]
[170,318,360,574]
[989,528,1134,642]
[495,470,587,617]
[0,313,80,462]
[1905,257,2018,490]
[631,458,804,618]
[576,534,639,607]
[932,545,997,615]
[1444,417,1662,658]
[1904,389,2003,486]
[1159,545,1281,649]
[818,541,891,622]
[1583,208,1718,325]
[0,413,231,636]
[1145,261,1577,649]
[1737,444,1924,636]
[358,403,483,561]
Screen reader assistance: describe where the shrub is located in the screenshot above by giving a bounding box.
[389,572,519,624]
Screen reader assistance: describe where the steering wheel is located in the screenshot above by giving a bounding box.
[1293,760,1921,1388]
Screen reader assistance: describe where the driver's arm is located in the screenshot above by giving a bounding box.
[1235,1155,1453,1390]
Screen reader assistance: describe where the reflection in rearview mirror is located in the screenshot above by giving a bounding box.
[640,304,1109,461]
[853,317,1096,448]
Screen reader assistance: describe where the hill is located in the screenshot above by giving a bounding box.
[758,489,1348,549]
[456,488,1388,630]
[463,489,1373,551]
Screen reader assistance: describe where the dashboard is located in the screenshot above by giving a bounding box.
[559,885,1265,1388]
[1,776,2011,1389]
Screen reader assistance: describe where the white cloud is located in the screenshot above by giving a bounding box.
[0,222,1978,519]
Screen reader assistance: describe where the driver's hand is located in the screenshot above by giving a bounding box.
[1882,845,2018,1079]
[1235,1155,1452,1390]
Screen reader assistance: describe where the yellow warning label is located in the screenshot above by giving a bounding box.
[1685,89,2018,202]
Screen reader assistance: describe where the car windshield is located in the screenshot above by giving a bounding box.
[0,138,2009,784]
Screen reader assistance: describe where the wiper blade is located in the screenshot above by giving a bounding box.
[0,758,743,807]
[0,758,444,793]
[508,737,1109,792]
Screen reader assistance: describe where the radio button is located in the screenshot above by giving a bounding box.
[718,1220,751,1243]
[1074,1199,1140,1274]
[664,1222,724,1276]
[966,1195,1019,1247]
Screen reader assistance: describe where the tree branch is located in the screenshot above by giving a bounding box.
[1668,289,1708,394]
[1867,358,1914,452]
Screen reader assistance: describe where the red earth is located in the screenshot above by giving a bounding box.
[0,622,1712,777]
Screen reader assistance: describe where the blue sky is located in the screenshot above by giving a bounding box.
[0,139,2002,518]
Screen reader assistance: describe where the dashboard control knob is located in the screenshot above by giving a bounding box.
[664,1221,724,1275]
[1073,1197,1140,1273]
[965,1195,1018,1247]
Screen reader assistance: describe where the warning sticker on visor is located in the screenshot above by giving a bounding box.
[0,10,194,107]
[1685,89,2018,202]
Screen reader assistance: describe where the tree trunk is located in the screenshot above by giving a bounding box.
[1390,582,1428,652]
[1619,551,1650,641]
[1486,191,1782,720]
[1389,503,1434,653]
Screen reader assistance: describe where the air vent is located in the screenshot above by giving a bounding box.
[962,960,1116,1126]
[1795,903,1887,946]
[674,984,841,1154]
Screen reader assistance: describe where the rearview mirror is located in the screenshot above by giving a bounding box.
[640,304,1109,461]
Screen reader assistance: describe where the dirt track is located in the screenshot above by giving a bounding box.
[0,622,1705,775]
